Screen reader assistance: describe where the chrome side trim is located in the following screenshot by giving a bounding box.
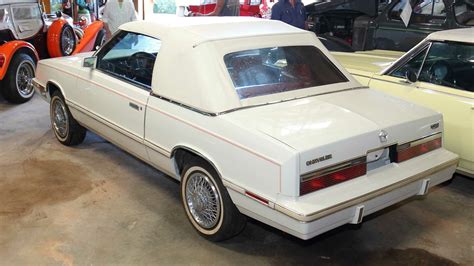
[150,86,369,116]
[66,100,143,143]
[150,92,217,117]
[32,79,46,93]
[68,100,175,160]
[144,140,171,157]
[276,157,459,223]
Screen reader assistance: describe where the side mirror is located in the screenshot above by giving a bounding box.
[83,57,97,68]
[406,69,418,83]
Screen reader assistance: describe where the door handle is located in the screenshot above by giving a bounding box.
[129,102,141,111]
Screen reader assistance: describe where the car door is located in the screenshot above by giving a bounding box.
[374,0,448,51]
[369,40,474,173]
[75,31,161,161]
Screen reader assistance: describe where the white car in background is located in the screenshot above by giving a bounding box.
[33,17,458,241]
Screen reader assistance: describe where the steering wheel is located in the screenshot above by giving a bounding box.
[126,52,156,82]
[428,60,452,86]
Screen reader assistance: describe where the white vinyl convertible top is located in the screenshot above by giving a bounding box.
[427,28,474,44]
[119,16,308,47]
[119,17,359,113]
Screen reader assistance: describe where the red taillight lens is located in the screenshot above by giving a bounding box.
[300,159,367,196]
[396,137,442,163]
[0,54,5,68]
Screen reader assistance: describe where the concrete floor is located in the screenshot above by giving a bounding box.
[0,94,473,265]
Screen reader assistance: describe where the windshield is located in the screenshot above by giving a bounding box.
[224,46,348,99]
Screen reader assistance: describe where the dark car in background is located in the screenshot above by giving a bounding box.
[306,0,474,51]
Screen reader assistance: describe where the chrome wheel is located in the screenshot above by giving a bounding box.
[61,27,75,55]
[15,60,35,98]
[185,171,221,229]
[52,98,69,139]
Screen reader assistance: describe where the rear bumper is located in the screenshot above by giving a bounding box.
[227,148,458,240]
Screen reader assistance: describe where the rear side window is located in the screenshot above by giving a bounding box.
[224,46,348,99]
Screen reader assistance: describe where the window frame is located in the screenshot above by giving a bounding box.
[95,30,161,91]
[385,41,432,77]
[388,0,447,24]
[223,45,349,100]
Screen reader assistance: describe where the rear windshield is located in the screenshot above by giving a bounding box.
[224,46,348,99]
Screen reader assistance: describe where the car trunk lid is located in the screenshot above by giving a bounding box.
[224,88,442,175]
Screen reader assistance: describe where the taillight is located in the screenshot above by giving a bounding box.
[396,135,442,163]
[299,134,442,196]
[300,157,366,195]
[0,54,5,68]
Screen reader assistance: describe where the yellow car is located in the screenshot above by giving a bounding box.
[332,28,474,177]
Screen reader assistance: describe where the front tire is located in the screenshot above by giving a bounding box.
[181,158,246,241]
[0,53,35,104]
[60,24,76,56]
[50,91,86,146]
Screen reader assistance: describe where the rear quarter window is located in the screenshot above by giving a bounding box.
[224,46,348,99]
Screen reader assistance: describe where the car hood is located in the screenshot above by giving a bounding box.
[223,88,441,174]
[332,50,402,74]
[305,0,378,17]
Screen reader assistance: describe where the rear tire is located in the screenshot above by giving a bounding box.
[50,91,86,146]
[0,53,35,104]
[181,158,246,241]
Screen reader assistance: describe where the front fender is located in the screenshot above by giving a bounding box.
[0,41,39,80]
[73,21,104,55]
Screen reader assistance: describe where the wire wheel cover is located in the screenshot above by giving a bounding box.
[52,99,69,139]
[61,27,75,55]
[185,172,221,229]
[16,61,34,97]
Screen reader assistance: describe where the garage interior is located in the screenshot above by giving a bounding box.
[1,94,472,265]
[1,0,474,265]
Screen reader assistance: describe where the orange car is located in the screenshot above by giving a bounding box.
[0,0,104,103]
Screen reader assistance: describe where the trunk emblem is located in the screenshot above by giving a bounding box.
[379,130,388,143]
[306,154,332,166]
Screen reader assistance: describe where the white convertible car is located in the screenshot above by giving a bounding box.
[33,17,458,241]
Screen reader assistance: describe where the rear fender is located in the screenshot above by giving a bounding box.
[0,41,39,80]
[73,21,104,55]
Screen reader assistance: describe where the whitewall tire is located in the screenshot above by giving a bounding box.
[181,158,246,241]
